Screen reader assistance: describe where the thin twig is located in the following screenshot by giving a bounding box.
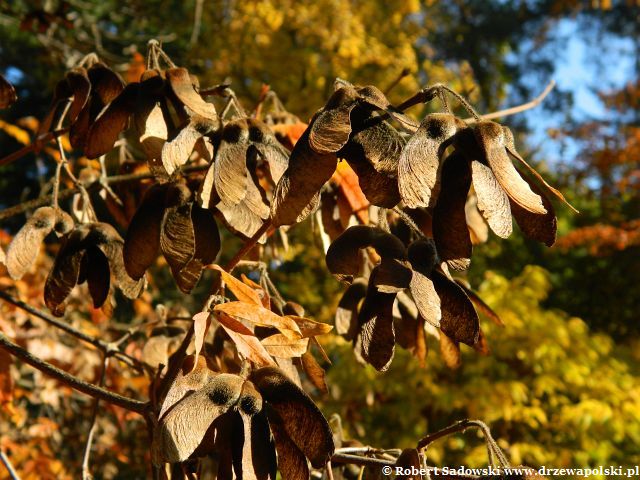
[0,450,20,480]
[0,332,148,414]
[82,356,108,480]
[224,220,273,272]
[189,0,204,46]
[465,80,556,123]
[0,128,69,168]
[0,290,146,372]
[0,164,209,222]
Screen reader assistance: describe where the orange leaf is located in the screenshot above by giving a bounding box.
[214,311,275,366]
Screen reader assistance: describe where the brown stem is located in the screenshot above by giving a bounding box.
[0,332,149,414]
[224,219,273,272]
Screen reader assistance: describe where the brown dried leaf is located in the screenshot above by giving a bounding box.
[85,247,110,308]
[163,115,217,175]
[432,271,479,346]
[396,448,421,480]
[398,113,462,208]
[271,123,337,227]
[6,206,56,280]
[0,73,17,108]
[510,176,557,247]
[262,334,309,358]
[439,332,461,370]
[215,311,275,366]
[65,67,91,123]
[154,373,244,463]
[288,316,333,338]
[503,126,578,213]
[471,160,513,238]
[231,412,277,480]
[85,82,139,158]
[166,67,218,121]
[474,121,545,214]
[355,275,396,372]
[267,412,309,480]
[192,312,212,372]
[159,354,211,418]
[210,265,263,306]
[214,302,302,340]
[124,183,168,280]
[433,153,473,270]
[340,112,404,208]
[325,225,407,283]
[300,351,328,394]
[309,87,357,154]
[250,366,335,468]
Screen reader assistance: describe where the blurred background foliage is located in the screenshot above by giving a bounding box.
[0,0,639,478]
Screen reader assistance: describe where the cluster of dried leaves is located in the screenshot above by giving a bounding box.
[0,41,570,478]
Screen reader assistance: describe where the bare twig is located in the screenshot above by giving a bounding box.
[0,164,209,222]
[0,128,69,168]
[224,220,273,272]
[189,0,204,46]
[0,332,149,414]
[0,450,20,480]
[82,356,108,480]
[465,80,556,123]
[0,290,146,372]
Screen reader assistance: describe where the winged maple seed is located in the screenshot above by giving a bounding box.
[327,226,490,371]
[124,180,221,293]
[153,356,335,479]
[0,73,18,109]
[44,222,144,316]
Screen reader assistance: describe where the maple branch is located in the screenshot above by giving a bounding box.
[0,332,149,414]
[0,290,145,372]
[0,164,209,222]
[0,450,20,480]
[225,220,273,272]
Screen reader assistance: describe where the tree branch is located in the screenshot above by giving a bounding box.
[0,450,20,480]
[0,289,146,372]
[0,128,69,168]
[82,356,108,480]
[0,164,209,222]
[0,332,149,414]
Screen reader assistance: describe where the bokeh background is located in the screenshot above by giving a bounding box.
[0,1,639,478]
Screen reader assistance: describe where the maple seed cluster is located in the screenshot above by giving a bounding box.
[0,40,571,478]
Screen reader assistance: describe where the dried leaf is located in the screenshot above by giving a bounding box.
[510,175,557,247]
[288,316,333,338]
[215,311,275,366]
[432,152,473,270]
[192,312,212,371]
[271,123,337,227]
[166,67,219,121]
[355,269,396,372]
[0,73,17,108]
[398,113,462,208]
[432,271,479,346]
[250,366,335,468]
[163,115,217,175]
[210,265,263,306]
[503,126,578,213]
[85,247,110,308]
[159,355,211,418]
[439,332,461,370]
[474,121,545,214]
[154,373,244,463]
[301,350,328,393]
[214,302,302,340]
[326,225,408,283]
[262,334,309,358]
[309,87,357,154]
[124,183,168,280]
[6,206,56,280]
[340,112,404,207]
[335,279,367,340]
[231,412,277,480]
[471,160,513,238]
[85,82,139,158]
